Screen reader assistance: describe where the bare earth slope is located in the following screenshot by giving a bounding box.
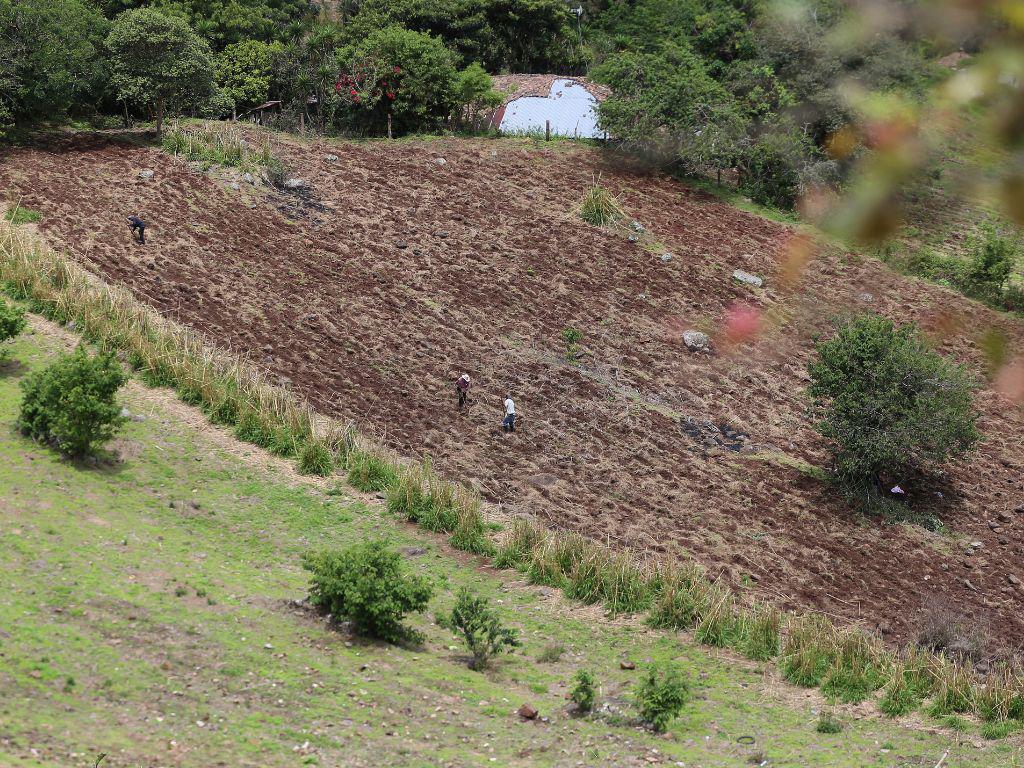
[3,130,1023,645]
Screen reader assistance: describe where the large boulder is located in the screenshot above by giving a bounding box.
[683,330,711,352]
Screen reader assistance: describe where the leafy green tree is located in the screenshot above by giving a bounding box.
[302,539,433,644]
[106,8,215,136]
[0,301,27,361]
[453,62,502,131]
[336,26,461,136]
[737,121,815,208]
[216,39,282,114]
[0,0,109,138]
[808,315,980,486]
[17,346,128,458]
[341,0,581,72]
[570,669,597,713]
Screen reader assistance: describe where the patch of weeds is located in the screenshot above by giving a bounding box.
[601,553,654,616]
[5,206,42,225]
[635,661,691,733]
[937,714,970,731]
[234,409,271,446]
[346,449,398,493]
[815,710,843,734]
[298,439,334,477]
[570,670,596,713]
[927,656,976,716]
[820,631,886,704]
[646,563,704,630]
[537,643,565,664]
[980,720,1016,740]
[879,657,928,717]
[780,614,836,688]
[693,587,739,648]
[440,587,519,670]
[449,500,495,556]
[174,585,188,597]
[493,518,543,570]
[737,602,781,661]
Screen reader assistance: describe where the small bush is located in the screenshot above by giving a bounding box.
[17,346,127,458]
[965,223,1017,298]
[915,602,987,662]
[494,518,543,570]
[780,614,836,688]
[601,553,655,616]
[980,719,1017,740]
[0,300,27,360]
[347,449,399,492]
[449,499,495,556]
[580,184,624,227]
[647,563,705,629]
[562,326,583,361]
[636,661,690,732]
[693,587,739,648]
[879,656,930,717]
[570,669,597,713]
[808,314,980,486]
[737,602,781,661]
[442,587,520,669]
[302,539,433,644]
[815,711,842,734]
[820,631,886,704]
[298,439,334,476]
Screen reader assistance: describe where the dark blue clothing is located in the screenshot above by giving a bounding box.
[503,414,515,432]
[128,216,145,244]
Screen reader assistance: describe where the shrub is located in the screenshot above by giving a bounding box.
[965,223,1018,298]
[17,346,127,458]
[302,539,433,644]
[915,602,987,662]
[449,500,495,556]
[0,300,27,360]
[537,643,564,663]
[580,184,624,227]
[738,125,814,209]
[347,449,399,492]
[815,711,843,733]
[562,326,583,361]
[494,518,544,570]
[635,661,691,732]
[808,315,980,487]
[820,630,886,703]
[737,601,781,661]
[442,587,520,669]
[298,439,334,476]
[570,669,596,713]
[780,614,836,688]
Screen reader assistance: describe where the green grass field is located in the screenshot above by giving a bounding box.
[0,315,1019,767]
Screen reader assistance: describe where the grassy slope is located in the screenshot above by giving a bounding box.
[0,315,1018,768]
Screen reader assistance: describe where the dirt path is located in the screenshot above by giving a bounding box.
[3,129,1023,647]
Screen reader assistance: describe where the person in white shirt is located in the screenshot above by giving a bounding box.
[502,395,516,433]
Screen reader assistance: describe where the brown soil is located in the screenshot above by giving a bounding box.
[3,129,1023,648]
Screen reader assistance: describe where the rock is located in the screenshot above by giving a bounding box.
[65,319,77,331]
[283,178,307,189]
[138,169,155,180]
[434,157,447,165]
[627,234,639,243]
[660,253,673,263]
[620,660,636,670]
[857,292,874,302]
[394,240,408,249]
[527,473,559,489]
[230,182,241,191]
[517,704,538,720]
[401,547,427,557]
[436,230,450,239]
[1015,504,1024,514]
[1009,575,1021,586]
[970,540,983,549]
[998,510,1013,523]
[243,172,255,184]
[325,154,339,161]
[682,330,711,352]
[120,408,132,419]
[630,220,645,232]
[732,269,764,288]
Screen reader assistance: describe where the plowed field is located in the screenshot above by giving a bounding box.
[3,129,1023,647]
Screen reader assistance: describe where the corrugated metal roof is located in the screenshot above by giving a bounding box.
[495,78,606,139]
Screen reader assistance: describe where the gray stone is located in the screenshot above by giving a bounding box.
[434,157,447,165]
[857,292,874,303]
[230,182,241,191]
[325,154,339,161]
[138,169,155,180]
[242,172,255,185]
[732,269,764,288]
[630,220,645,233]
[627,234,639,243]
[660,253,673,263]
[682,330,711,352]
[283,177,307,189]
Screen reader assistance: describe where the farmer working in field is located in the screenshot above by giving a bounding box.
[127,213,146,245]
[502,395,516,433]
[456,373,471,409]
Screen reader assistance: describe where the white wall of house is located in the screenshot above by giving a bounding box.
[498,79,604,139]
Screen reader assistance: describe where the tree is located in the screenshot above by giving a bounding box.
[808,315,980,488]
[737,120,815,208]
[0,0,109,139]
[965,223,1018,298]
[453,62,501,131]
[335,26,461,136]
[106,8,215,137]
[441,588,520,669]
[216,39,282,115]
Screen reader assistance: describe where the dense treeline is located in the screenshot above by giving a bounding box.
[1,0,943,206]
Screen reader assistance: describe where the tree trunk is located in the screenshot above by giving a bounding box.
[156,98,165,138]
[387,111,393,140]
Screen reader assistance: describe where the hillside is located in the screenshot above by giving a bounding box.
[1,127,1023,648]
[4,313,1010,767]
